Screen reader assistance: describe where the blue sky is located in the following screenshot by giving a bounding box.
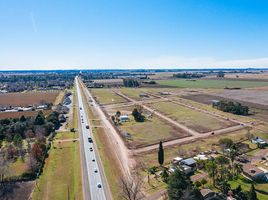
[1,0,268,69]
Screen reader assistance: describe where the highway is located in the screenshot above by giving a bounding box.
[75,77,107,200]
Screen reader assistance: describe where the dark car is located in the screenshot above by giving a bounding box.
[88,137,93,143]
[86,125,89,129]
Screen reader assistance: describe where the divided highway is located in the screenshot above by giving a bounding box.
[75,77,107,200]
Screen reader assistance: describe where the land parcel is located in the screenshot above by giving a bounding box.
[147,101,236,133]
[90,89,128,105]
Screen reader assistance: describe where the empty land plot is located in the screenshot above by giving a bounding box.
[118,109,189,148]
[156,79,268,89]
[147,101,236,133]
[32,141,82,200]
[118,88,155,100]
[0,91,59,107]
[90,89,128,105]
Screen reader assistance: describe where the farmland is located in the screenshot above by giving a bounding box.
[118,88,155,100]
[0,91,60,106]
[0,110,52,119]
[156,79,268,89]
[147,101,236,133]
[90,89,128,105]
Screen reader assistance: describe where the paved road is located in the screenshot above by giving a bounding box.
[79,78,133,176]
[76,77,107,200]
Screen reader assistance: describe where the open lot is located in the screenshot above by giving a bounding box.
[156,79,268,89]
[106,105,190,148]
[90,88,128,105]
[0,91,60,106]
[147,101,236,133]
[117,88,155,100]
[32,140,82,200]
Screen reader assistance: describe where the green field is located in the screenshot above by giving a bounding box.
[229,176,268,200]
[120,114,189,148]
[32,140,82,200]
[148,101,235,133]
[91,89,128,105]
[157,79,268,89]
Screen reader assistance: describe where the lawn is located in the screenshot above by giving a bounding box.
[120,114,189,148]
[229,176,268,200]
[54,131,78,140]
[148,101,235,133]
[91,88,128,105]
[32,140,82,200]
[157,79,268,89]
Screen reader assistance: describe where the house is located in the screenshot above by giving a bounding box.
[119,115,129,122]
[158,91,170,95]
[242,164,267,182]
[168,165,192,175]
[172,157,183,164]
[251,137,267,148]
[211,100,220,107]
[181,158,197,172]
[200,188,216,200]
[193,154,209,161]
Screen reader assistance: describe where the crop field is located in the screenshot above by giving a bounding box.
[116,106,190,148]
[0,91,60,106]
[147,101,236,133]
[90,89,128,105]
[32,140,82,200]
[156,79,268,89]
[0,110,52,119]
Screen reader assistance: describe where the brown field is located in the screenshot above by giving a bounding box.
[206,73,268,80]
[0,110,52,119]
[0,91,60,107]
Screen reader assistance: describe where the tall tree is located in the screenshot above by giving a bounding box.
[34,111,45,125]
[158,141,164,166]
[206,159,217,187]
[248,184,258,200]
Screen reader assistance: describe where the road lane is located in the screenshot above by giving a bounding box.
[75,77,107,200]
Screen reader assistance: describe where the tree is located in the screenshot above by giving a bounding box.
[248,184,258,200]
[167,168,202,200]
[35,111,45,125]
[206,160,217,186]
[158,141,164,166]
[120,175,144,200]
[233,163,243,178]
[20,115,26,122]
[13,134,23,148]
[132,108,145,122]
[161,168,169,183]
[200,178,207,188]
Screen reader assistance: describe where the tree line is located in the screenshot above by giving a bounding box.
[213,100,249,115]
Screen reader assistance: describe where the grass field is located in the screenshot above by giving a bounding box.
[120,113,189,148]
[0,91,60,106]
[91,89,128,105]
[118,88,154,100]
[148,101,235,133]
[157,79,268,89]
[229,176,268,200]
[32,140,82,200]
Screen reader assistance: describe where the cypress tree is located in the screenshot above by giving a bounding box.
[158,141,164,166]
[249,184,258,200]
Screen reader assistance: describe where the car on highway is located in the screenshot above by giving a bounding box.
[86,125,89,129]
[97,183,102,188]
[88,137,93,143]
[80,107,82,110]
[92,159,95,162]
[94,169,98,173]
[90,147,93,151]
